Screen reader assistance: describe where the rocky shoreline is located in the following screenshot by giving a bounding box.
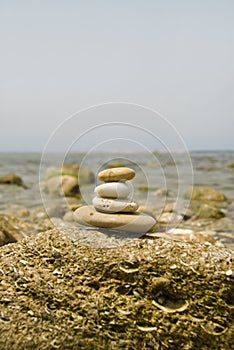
[1,182,234,249]
[0,156,234,247]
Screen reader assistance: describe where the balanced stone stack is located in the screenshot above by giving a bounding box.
[74,167,156,234]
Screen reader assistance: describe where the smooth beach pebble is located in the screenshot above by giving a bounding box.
[92,196,138,213]
[98,167,135,182]
[95,181,132,199]
[74,206,156,233]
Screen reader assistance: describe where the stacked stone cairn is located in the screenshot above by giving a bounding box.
[74,167,156,233]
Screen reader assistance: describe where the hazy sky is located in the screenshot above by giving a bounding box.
[1,0,234,152]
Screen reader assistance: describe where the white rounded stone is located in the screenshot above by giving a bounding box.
[92,196,138,213]
[94,181,132,199]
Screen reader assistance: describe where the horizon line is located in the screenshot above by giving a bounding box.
[0,149,233,153]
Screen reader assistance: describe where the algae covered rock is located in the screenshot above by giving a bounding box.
[0,173,28,189]
[44,175,79,197]
[227,162,234,169]
[45,163,94,183]
[0,229,233,349]
[197,203,225,219]
[44,163,94,197]
[184,186,227,202]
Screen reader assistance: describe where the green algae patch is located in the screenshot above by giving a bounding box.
[0,230,233,350]
[107,161,126,168]
[138,186,157,192]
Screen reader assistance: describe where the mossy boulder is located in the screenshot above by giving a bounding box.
[196,204,225,219]
[44,175,80,197]
[0,229,233,349]
[0,173,27,189]
[45,163,94,184]
[184,186,227,202]
[227,162,234,169]
[44,164,94,197]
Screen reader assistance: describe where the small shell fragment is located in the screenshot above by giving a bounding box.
[117,308,132,315]
[19,260,28,265]
[137,325,157,332]
[201,322,228,335]
[170,264,177,270]
[119,265,139,274]
[226,269,232,276]
[152,299,189,313]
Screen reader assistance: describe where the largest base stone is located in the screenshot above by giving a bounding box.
[74,205,156,233]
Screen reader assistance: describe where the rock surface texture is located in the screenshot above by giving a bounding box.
[0,230,233,350]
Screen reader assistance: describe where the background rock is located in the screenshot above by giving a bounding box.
[45,163,94,184]
[44,164,94,197]
[0,173,27,189]
[184,186,227,202]
[196,204,225,219]
[45,175,80,197]
[227,162,234,169]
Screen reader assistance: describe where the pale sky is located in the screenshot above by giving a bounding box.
[1,0,234,152]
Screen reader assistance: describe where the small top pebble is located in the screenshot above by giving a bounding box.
[98,167,135,182]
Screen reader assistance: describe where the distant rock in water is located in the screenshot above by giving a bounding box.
[0,173,28,189]
[196,203,225,219]
[184,186,227,202]
[44,175,80,197]
[44,163,94,197]
[227,162,234,169]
